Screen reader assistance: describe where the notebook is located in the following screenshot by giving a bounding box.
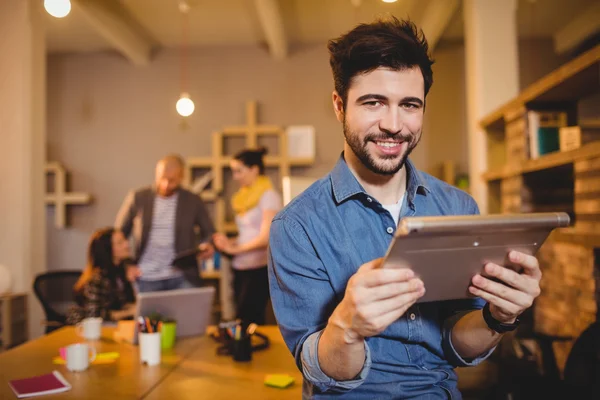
[8,371,71,398]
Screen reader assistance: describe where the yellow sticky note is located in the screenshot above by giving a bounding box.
[264,374,295,389]
[96,352,120,360]
[52,356,66,365]
[52,355,118,365]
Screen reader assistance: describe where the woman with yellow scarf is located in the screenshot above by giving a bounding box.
[213,147,282,326]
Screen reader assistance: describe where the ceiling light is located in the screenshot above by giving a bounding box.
[175,1,194,118]
[176,93,195,117]
[44,0,71,18]
[382,0,398,3]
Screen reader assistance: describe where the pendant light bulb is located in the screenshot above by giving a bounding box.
[44,0,71,18]
[176,93,195,117]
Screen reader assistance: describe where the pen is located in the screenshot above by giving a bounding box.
[246,323,257,336]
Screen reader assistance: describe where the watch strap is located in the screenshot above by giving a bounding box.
[482,303,520,333]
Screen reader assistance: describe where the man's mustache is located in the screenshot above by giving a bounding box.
[363,133,412,143]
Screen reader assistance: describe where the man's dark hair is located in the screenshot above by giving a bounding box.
[328,17,434,107]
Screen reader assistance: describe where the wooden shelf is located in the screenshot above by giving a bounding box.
[0,293,28,350]
[480,44,600,130]
[479,45,600,370]
[200,271,221,280]
[185,101,316,232]
[200,191,219,201]
[483,141,600,181]
[224,222,238,234]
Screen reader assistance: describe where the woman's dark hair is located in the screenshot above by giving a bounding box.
[234,147,268,175]
[328,16,434,108]
[74,227,134,304]
[88,227,119,278]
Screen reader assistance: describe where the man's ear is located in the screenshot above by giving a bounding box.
[332,91,345,123]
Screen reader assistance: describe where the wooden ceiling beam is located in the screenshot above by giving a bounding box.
[74,0,154,66]
[254,0,288,60]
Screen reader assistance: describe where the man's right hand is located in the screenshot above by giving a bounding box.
[126,265,142,282]
[329,258,425,343]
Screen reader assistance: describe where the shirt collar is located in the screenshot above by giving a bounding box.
[152,185,182,197]
[330,153,430,205]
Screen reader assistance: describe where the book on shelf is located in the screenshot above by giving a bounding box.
[559,119,600,152]
[527,110,567,159]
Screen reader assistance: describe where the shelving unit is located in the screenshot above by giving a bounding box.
[480,44,600,373]
[188,100,315,286]
[0,293,28,351]
[183,100,315,235]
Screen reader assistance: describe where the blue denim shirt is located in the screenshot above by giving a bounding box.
[268,155,493,399]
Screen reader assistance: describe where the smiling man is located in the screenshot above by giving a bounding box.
[268,18,543,399]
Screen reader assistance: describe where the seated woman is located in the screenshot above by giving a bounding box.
[67,227,136,325]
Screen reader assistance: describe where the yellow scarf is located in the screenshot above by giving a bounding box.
[231,175,273,216]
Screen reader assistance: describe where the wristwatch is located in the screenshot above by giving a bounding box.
[482,303,520,333]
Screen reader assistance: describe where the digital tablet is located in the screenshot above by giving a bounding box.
[171,248,200,268]
[381,212,570,303]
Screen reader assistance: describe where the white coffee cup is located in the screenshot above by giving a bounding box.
[66,343,96,372]
[139,332,161,366]
[76,317,102,340]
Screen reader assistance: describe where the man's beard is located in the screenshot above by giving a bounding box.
[343,120,419,176]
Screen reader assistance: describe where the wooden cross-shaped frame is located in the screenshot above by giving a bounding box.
[184,100,314,233]
[45,162,92,229]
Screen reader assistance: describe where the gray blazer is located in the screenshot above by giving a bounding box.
[115,186,215,287]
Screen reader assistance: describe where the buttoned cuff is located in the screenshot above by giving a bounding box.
[300,329,371,393]
[442,311,496,367]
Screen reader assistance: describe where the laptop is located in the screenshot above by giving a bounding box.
[134,287,215,340]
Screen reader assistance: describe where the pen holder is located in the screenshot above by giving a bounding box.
[232,334,252,362]
[160,322,177,350]
[139,332,161,366]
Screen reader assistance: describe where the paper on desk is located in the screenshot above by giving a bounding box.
[53,355,119,365]
[264,374,295,389]
[54,351,120,365]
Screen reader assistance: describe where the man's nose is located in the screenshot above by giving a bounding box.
[379,107,403,135]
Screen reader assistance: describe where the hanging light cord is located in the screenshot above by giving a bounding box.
[180,1,189,96]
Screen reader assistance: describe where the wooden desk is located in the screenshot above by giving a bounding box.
[0,326,202,399]
[0,326,301,399]
[144,326,303,399]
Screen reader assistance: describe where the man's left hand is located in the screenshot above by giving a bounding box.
[469,250,542,324]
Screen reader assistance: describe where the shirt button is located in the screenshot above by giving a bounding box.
[410,313,416,321]
[386,227,394,234]
[367,197,373,202]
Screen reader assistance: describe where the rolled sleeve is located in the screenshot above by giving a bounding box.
[269,216,370,393]
[301,330,372,392]
[442,306,496,367]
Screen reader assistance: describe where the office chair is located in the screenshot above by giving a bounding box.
[33,270,82,334]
